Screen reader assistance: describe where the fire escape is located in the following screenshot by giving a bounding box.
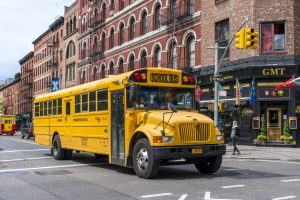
[161,0,194,69]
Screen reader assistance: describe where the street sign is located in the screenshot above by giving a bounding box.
[52,78,59,92]
[212,75,224,82]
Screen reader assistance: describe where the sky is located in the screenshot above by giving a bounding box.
[0,0,75,80]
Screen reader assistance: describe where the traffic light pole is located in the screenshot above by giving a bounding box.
[208,18,249,128]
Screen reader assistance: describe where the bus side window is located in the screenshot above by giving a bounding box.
[53,99,57,115]
[35,103,39,117]
[75,95,81,113]
[97,90,108,111]
[44,101,48,116]
[40,102,43,116]
[89,91,96,112]
[66,102,71,116]
[48,101,52,115]
[58,98,62,115]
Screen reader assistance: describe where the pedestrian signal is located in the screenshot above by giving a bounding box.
[245,27,259,49]
[235,28,245,49]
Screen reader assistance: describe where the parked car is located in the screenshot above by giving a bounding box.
[21,123,34,139]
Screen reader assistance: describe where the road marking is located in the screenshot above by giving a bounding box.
[0,149,49,154]
[204,191,242,200]
[0,156,52,163]
[0,163,102,174]
[0,137,37,145]
[178,194,188,200]
[221,185,245,189]
[281,179,300,183]
[233,159,300,165]
[141,193,172,198]
[272,196,297,200]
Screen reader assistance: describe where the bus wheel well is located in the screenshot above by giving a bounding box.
[52,132,59,145]
[127,132,148,167]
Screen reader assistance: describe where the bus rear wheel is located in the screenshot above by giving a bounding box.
[52,135,66,160]
[194,156,222,174]
[132,138,160,179]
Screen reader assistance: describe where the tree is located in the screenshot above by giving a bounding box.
[260,120,267,136]
[283,119,290,135]
[14,72,21,79]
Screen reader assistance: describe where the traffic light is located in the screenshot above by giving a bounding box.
[245,27,259,49]
[235,28,245,49]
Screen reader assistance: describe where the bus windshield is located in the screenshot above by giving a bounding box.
[127,86,195,110]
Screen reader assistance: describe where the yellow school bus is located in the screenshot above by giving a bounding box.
[34,68,225,178]
[0,115,16,135]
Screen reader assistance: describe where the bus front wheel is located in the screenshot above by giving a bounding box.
[52,135,66,160]
[194,156,222,174]
[132,138,160,179]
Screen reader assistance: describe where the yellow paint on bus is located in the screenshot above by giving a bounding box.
[34,68,225,178]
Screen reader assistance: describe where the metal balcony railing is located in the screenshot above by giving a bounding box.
[161,2,193,25]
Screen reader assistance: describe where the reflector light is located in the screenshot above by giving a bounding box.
[188,76,194,83]
[183,76,188,82]
[134,73,141,80]
[141,73,147,80]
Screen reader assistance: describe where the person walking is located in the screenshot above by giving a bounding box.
[231,120,241,155]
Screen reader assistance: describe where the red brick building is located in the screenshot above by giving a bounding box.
[19,51,34,124]
[77,0,200,83]
[1,78,21,115]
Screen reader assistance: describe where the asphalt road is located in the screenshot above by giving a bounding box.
[0,133,300,200]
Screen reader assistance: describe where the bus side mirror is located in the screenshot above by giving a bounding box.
[129,85,138,101]
[168,103,177,113]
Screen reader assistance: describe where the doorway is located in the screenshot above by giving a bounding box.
[267,108,282,141]
[111,90,125,165]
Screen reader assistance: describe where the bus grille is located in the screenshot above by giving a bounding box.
[179,123,211,142]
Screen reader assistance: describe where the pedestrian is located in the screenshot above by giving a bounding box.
[231,120,241,155]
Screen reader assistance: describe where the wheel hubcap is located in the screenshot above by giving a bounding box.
[136,148,149,171]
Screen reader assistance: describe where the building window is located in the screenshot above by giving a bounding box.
[170,0,176,20]
[154,46,161,67]
[70,19,73,33]
[100,65,106,78]
[110,28,115,49]
[109,62,114,75]
[81,70,86,84]
[102,3,106,21]
[215,18,229,61]
[93,36,98,55]
[110,0,115,10]
[119,0,124,10]
[129,54,135,71]
[186,35,195,68]
[130,0,135,4]
[141,50,147,68]
[93,67,98,81]
[119,23,125,45]
[188,0,195,15]
[82,42,87,59]
[66,22,69,35]
[66,41,76,58]
[261,22,285,53]
[101,32,106,52]
[154,4,161,30]
[141,11,147,36]
[129,18,135,40]
[169,41,177,69]
[119,58,124,73]
[73,16,76,30]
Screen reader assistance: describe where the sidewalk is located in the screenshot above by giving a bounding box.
[225,144,300,162]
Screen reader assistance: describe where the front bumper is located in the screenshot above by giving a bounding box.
[152,144,226,160]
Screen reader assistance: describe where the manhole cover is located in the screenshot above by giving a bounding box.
[35,169,72,176]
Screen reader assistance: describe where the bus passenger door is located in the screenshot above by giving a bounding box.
[64,99,72,147]
[111,90,125,165]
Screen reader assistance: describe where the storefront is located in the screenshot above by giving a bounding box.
[193,61,300,145]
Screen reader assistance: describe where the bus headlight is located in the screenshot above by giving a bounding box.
[216,135,223,141]
[153,136,173,143]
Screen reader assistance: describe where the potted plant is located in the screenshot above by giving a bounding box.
[257,134,267,145]
[280,134,293,144]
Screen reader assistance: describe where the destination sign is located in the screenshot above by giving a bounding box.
[150,73,179,83]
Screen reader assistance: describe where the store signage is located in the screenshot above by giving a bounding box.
[262,68,286,76]
[258,88,290,99]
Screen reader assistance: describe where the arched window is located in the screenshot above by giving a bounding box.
[154,46,161,67]
[82,42,87,59]
[170,0,176,20]
[82,15,87,32]
[129,17,135,40]
[81,70,86,84]
[100,65,106,78]
[129,54,135,71]
[154,4,161,30]
[93,36,98,55]
[141,11,147,36]
[93,67,98,81]
[186,35,195,68]
[110,28,114,49]
[119,23,125,45]
[119,0,124,10]
[66,22,69,35]
[66,41,76,58]
[169,41,177,69]
[110,0,115,10]
[102,3,106,21]
[73,16,77,30]
[109,62,114,75]
[94,8,98,24]
[119,58,124,73]
[140,50,147,68]
[70,19,73,32]
[101,32,106,52]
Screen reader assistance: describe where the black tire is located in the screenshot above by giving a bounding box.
[64,149,73,160]
[21,132,24,139]
[52,135,66,160]
[132,138,160,179]
[195,156,222,174]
